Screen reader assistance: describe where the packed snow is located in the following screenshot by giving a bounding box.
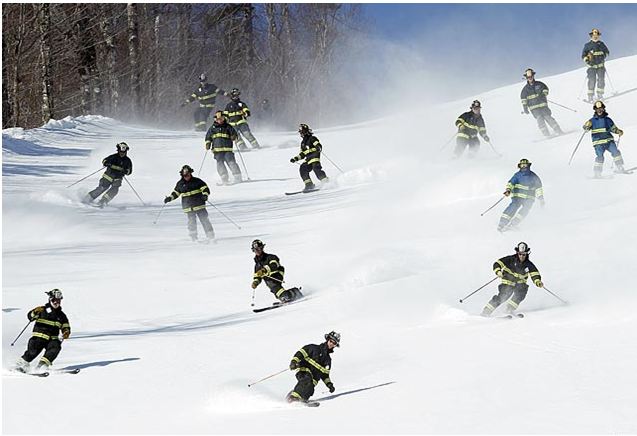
[3,56,637,434]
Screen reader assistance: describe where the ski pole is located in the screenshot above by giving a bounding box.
[153,203,167,225]
[605,70,617,95]
[321,151,345,174]
[480,196,505,216]
[206,200,242,230]
[65,166,104,188]
[547,99,577,113]
[234,144,251,180]
[439,132,457,151]
[198,150,208,174]
[577,76,587,100]
[10,320,33,346]
[541,285,568,305]
[459,276,498,303]
[248,368,288,387]
[123,176,145,206]
[251,288,256,307]
[486,140,502,157]
[568,131,587,165]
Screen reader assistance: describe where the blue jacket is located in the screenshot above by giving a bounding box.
[583,113,622,147]
[581,40,609,69]
[520,81,549,112]
[506,169,543,201]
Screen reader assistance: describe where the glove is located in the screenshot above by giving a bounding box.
[617,129,624,137]
[583,125,591,131]
[495,270,503,278]
[32,306,45,318]
[456,124,464,132]
[327,383,335,393]
[254,268,267,278]
[483,135,490,143]
[205,143,211,150]
[289,361,299,370]
[535,280,544,288]
[62,330,70,340]
[251,280,259,289]
[290,157,298,163]
[202,195,208,202]
[523,107,529,115]
[503,189,511,197]
[164,196,172,204]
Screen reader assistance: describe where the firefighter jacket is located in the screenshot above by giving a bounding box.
[205,121,238,153]
[223,99,251,127]
[506,169,544,201]
[583,112,622,147]
[28,303,70,341]
[290,342,334,387]
[493,254,542,287]
[292,134,322,165]
[520,81,549,112]
[168,176,210,213]
[581,40,609,69]
[252,252,284,286]
[455,111,488,140]
[102,153,132,182]
[186,83,226,108]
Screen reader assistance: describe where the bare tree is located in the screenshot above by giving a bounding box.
[127,3,140,117]
[37,3,54,123]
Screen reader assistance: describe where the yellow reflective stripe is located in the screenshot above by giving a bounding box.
[110,165,124,171]
[183,204,207,212]
[292,357,300,363]
[593,138,612,146]
[506,299,519,309]
[313,141,320,146]
[529,271,541,278]
[275,288,286,297]
[40,356,52,366]
[102,174,114,182]
[506,182,514,191]
[229,119,247,126]
[513,184,531,190]
[269,260,280,269]
[501,265,529,281]
[199,93,218,99]
[36,319,62,327]
[591,128,608,134]
[526,93,539,99]
[213,148,234,152]
[535,187,544,197]
[590,63,605,68]
[181,186,208,197]
[528,102,547,110]
[501,279,516,286]
[306,357,330,375]
[592,51,605,55]
[457,132,470,139]
[307,158,321,165]
[542,90,549,95]
[226,111,244,116]
[212,133,231,139]
[32,332,59,340]
[200,104,214,108]
[511,193,535,199]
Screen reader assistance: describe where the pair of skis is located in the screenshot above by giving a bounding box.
[253,297,306,313]
[18,368,81,378]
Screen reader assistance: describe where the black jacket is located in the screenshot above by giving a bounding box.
[205,121,238,153]
[28,303,70,341]
[168,176,210,213]
[455,111,488,139]
[520,80,549,113]
[224,99,251,126]
[102,153,132,181]
[291,342,334,386]
[253,252,284,285]
[186,83,226,108]
[493,254,542,287]
[581,40,609,68]
[293,134,322,165]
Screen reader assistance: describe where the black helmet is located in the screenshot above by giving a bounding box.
[46,289,63,301]
[231,88,240,97]
[593,100,606,111]
[116,142,129,152]
[518,158,531,169]
[199,73,207,82]
[251,239,265,251]
[298,123,311,135]
[470,100,481,109]
[180,165,194,176]
[514,242,531,254]
[523,68,536,78]
[325,331,341,347]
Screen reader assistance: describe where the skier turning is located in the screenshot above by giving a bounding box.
[290,123,329,192]
[581,28,610,103]
[205,111,243,185]
[481,243,543,317]
[453,100,490,158]
[251,239,302,303]
[15,289,71,374]
[287,331,340,405]
[84,142,132,207]
[497,159,544,232]
[520,68,563,137]
[583,100,627,177]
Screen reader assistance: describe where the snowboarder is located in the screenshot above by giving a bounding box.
[583,100,627,177]
[520,68,563,137]
[205,110,242,185]
[15,289,71,374]
[453,100,491,158]
[164,165,215,242]
[181,73,229,131]
[481,243,543,317]
[223,88,260,150]
[251,239,303,303]
[84,142,132,207]
[497,158,545,232]
[290,123,328,192]
[581,28,610,103]
[287,331,339,404]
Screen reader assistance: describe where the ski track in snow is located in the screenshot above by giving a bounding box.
[3,56,637,434]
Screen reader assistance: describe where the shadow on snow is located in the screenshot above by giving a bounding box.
[314,381,396,402]
[61,357,141,371]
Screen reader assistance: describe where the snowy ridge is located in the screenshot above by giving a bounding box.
[2,56,637,433]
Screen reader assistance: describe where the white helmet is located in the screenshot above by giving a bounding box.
[116,142,129,152]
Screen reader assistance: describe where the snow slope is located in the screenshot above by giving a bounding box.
[3,56,637,434]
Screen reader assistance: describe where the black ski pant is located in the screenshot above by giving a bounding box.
[587,67,605,99]
[453,136,480,158]
[485,283,529,314]
[531,107,561,136]
[264,273,286,300]
[214,152,242,182]
[89,176,122,204]
[21,336,61,367]
[195,107,213,131]
[300,161,327,186]
[186,208,214,240]
[235,123,260,149]
[291,371,315,401]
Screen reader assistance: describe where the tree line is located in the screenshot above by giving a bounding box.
[2,3,363,130]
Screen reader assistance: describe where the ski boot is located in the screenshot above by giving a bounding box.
[35,361,50,374]
[15,358,30,374]
[302,182,316,193]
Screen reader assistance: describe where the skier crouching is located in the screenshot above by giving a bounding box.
[251,239,302,303]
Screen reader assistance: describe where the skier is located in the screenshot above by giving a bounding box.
[84,142,133,207]
[223,88,260,150]
[481,242,543,317]
[583,100,627,177]
[164,165,215,242]
[520,68,563,137]
[181,73,229,131]
[581,28,610,103]
[453,100,491,158]
[251,239,303,303]
[497,158,545,232]
[287,331,340,404]
[290,123,329,192]
[15,289,71,374]
[205,110,242,185]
